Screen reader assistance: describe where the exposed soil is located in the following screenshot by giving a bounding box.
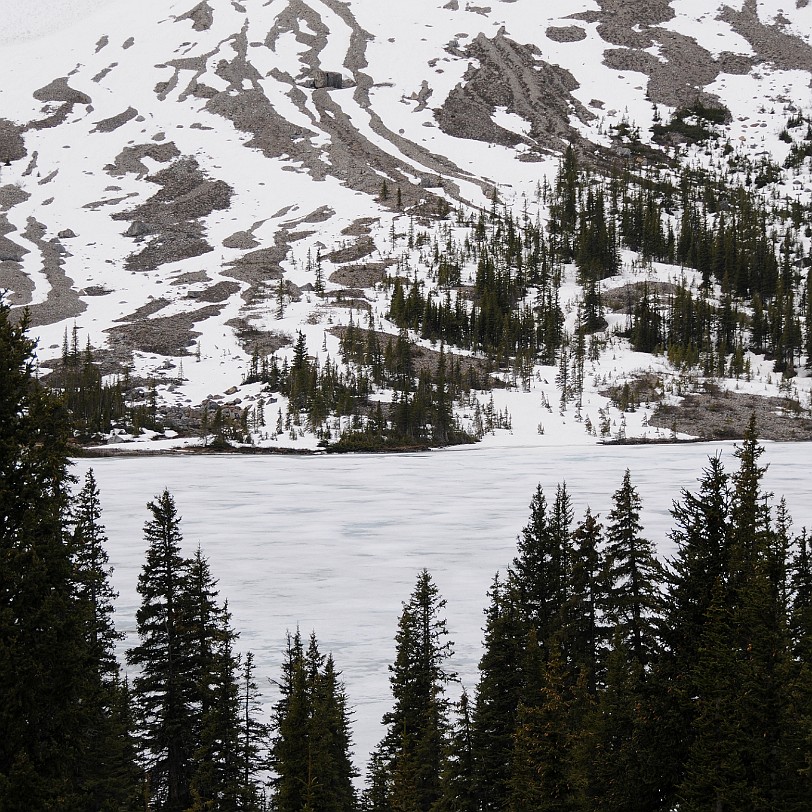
[325,236,376,264]
[329,260,393,287]
[226,318,292,355]
[650,388,812,441]
[104,303,225,358]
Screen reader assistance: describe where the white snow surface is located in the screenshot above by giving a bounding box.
[1,0,811,450]
[74,441,812,780]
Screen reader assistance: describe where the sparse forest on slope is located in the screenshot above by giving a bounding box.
[2,0,812,449]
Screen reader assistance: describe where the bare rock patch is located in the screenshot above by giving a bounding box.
[325,236,376,264]
[546,25,587,43]
[226,318,291,355]
[92,107,138,133]
[105,304,224,357]
[186,281,241,302]
[329,261,392,287]
[651,387,812,441]
[0,119,26,162]
[176,1,214,31]
[436,31,594,155]
[33,77,91,105]
[105,142,181,177]
[113,157,232,272]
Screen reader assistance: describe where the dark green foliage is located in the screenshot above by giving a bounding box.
[630,283,663,354]
[508,647,586,812]
[271,632,356,812]
[510,484,573,648]
[0,308,139,811]
[366,571,454,812]
[589,639,654,812]
[652,101,729,144]
[129,494,267,811]
[128,490,197,812]
[238,652,269,810]
[71,470,141,810]
[435,690,478,812]
[604,470,664,668]
[563,509,605,692]
[53,331,127,438]
[469,577,527,812]
[189,604,242,811]
[0,305,108,810]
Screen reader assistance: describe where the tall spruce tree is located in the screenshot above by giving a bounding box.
[654,455,734,805]
[678,420,807,809]
[562,508,605,693]
[436,690,478,812]
[510,484,572,652]
[189,603,244,812]
[271,632,356,812]
[508,645,587,812]
[0,305,113,810]
[469,576,527,812]
[604,470,664,668]
[238,652,269,810]
[271,631,309,812]
[590,636,655,812]
[367,570,455,812]
[71,469,141,810]
[307,646,357,812]
[128,490,197,812]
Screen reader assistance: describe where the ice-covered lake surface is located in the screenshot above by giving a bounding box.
[75,441,812,777]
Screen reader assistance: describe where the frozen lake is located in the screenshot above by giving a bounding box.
[74,440,812,777]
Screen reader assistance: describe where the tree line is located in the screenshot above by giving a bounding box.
[3,301,812,810]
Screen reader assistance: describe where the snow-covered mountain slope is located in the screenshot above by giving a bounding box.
[1,0,812,449]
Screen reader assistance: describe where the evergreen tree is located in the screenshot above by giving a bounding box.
[72,470,122,681]
[469,576,527,812]
[189,602,250,812]
[368,570,455,812]
[436,690,478,812]
[510,484,572,650]
[590,637,657,812]
[0,305,110,810]
[307,645,357,812]
[71,469,141,810]
[655,455,733,804]
[678,421,807,809]
[271,631,309,812]
[238,652,269,810]
[185,547,225,761]
[128,490,197,812]
[563,508,605,692]
[271,632,356,812]
[508,646,585,812]
[604,470,664,668]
